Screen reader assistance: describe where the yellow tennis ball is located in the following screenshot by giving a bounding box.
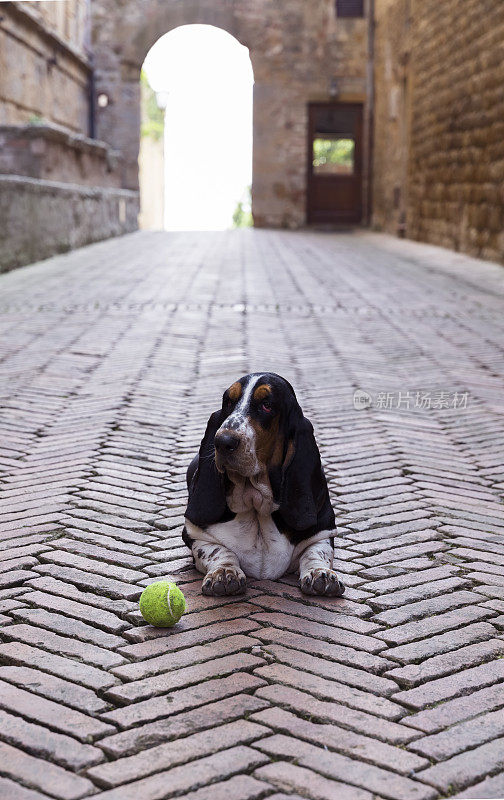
[139,581,186,627]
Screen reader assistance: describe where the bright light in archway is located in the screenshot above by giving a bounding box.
[143,25,253,231]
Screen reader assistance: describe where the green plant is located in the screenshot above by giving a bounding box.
[313,137,354,169]
[233,185,253,228]
[140,70,164,142]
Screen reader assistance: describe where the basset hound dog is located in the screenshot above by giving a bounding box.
[182,372,345,596]
[182,372,345,598]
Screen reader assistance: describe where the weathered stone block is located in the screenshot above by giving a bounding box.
[0,176,138,273]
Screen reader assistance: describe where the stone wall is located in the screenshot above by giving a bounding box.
[0,1,90,133]
[373,0,504,262]
[0,124,123,187]
[0,1,139,272]
[91,0,370,228]
[0,122,136,273]
[18,0,88,46]
[0,176,138,273]
[371,0,410,236]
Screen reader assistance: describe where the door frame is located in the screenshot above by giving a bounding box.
[306,101,364,226]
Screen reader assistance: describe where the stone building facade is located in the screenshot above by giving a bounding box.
[373,0,504,263]
[0,0,137,272]
[91,0,371,229]
[1,0,503,270]
[0,0,88,131]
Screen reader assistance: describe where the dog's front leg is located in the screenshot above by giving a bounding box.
[192,541,246,596]
[299,538,345,597]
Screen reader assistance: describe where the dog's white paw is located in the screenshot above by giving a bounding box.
[202,566,246,596]
[300,568,345,597]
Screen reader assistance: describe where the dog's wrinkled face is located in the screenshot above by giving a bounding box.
[214,373,290,478]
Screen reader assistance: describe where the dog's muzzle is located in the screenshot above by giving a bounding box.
[214,430,241,454]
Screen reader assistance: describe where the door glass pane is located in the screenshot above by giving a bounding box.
[336,0,364,18]
[313,137,355,174]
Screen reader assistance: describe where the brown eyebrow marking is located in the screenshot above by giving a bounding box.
[253,383,271,402]
[228,381,242,401]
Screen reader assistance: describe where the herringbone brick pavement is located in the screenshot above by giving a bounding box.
[0,229,504,800]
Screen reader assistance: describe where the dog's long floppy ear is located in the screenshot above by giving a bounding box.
[277,398,335,533]
[185,409,227,528]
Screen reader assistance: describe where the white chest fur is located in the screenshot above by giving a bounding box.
[205,511,294,580]
[186,471,295,580]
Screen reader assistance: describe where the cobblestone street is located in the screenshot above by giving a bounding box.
[1,229,504,799]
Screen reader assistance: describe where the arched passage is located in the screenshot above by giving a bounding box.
[140,25,253,230]
[91,0,369,229]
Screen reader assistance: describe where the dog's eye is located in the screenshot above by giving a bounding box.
[261,400,272,412]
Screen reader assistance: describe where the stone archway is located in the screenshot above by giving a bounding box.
[91,0,369,229]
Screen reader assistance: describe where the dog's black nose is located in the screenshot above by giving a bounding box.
[215,430,241,453]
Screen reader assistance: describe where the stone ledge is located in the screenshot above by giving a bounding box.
[0,123,123,188]
[0,123,113,154]
[0,175,139,273]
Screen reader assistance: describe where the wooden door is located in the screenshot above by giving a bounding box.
[307,103,363,225]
